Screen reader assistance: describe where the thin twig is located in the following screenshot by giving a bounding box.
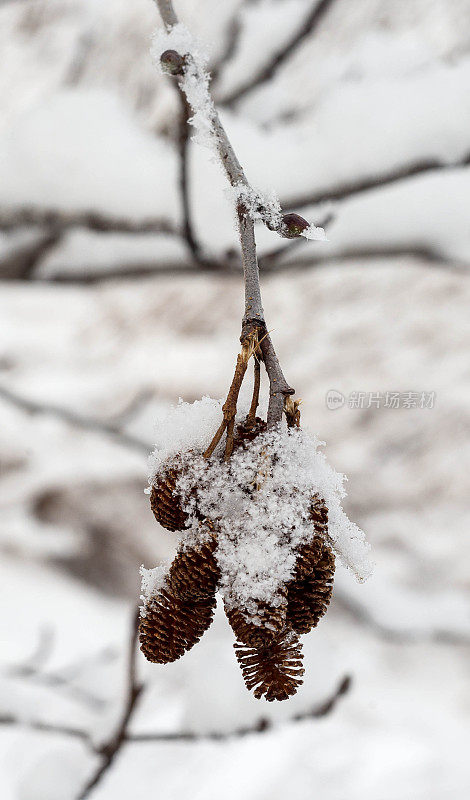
[77,607,143,800]
[0,206,178,236]
[218,0,337,107]
[155,0,296,427]
[334,593,470,646]
[177,92,208,266]
[130,673,352,740]
[281,153,470,210]
[0,383,150,453]
[203,330,258,459]
[0,229,62,280]
[0,714,92,742]
[246,358,261,426]
[0,673,352,744]
[210,12,243,87]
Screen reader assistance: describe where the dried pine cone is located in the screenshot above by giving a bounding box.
[225,592,287,647]
[293,495,329,579]
[234,629,304,701]
[233,416,267,449]
[287,545,335,634]
[310,494,328,536]
[139,589,216,664]
[167,532,220,602]
[150,466,188,532]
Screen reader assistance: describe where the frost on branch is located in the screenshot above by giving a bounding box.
[151,23,216,151]
[151,23,326,240]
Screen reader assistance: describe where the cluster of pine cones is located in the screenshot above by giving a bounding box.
[140,418,335,701]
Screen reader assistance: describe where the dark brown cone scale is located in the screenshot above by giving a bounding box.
[139,589,216,664]
[234,629,304,701]
[287,545,335,635]
[293,495,329,580]
[233,417,267,449]
[225,591,287,648]
[150,466,188,532]
[167,532,220,602]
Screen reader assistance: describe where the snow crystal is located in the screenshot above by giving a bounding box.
[231,183,283,231]
[140,560,171,614]
[146,398,373,618]
[301,223,328,242]
[151,23,216,152]
[148,396,224,475]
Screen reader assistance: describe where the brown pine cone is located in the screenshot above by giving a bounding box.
[293,495,329,580]
[234,628,304,701]
[167,532,220,602]
[150,456,193,532]
[139,589,216,664]
[233,416,267,449]
[225,593,287,648]
[287,545,335,635]
[310,494,328,536]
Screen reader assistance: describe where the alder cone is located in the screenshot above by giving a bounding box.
[287,545,335,635]
[150,466,189,532]
[233,416,267,449]
[139,589,216,664]
[167,533,220,602]
[293,495,329,580]
[310,494,328,536]
[225,593,287,648]
[234,629,304,701]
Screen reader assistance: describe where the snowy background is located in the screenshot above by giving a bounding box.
[1,0,469,798]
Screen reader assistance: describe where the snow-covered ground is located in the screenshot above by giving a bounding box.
[1,1,469,799]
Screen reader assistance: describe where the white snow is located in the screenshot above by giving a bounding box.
[140,560,171,612]
[151,23,216,152]
[147,400,372,616]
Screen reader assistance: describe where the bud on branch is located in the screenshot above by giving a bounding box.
[280,213,310,239]
[160,49,186,75]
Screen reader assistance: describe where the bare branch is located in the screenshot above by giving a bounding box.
[0,229,61,280]
[0,206,178,237]
[0,383,150,454]
[0,673,352,744]
[218,0,337,107]
[5,638,117,709]
[334,593,470,646]
[0,714,91,742]
[210,13,243,87]
[281,153,470,210]
[154,0,300,425]
[77,607,143,800]
[176,92,210,266]
[274,246,470,273]
[130,673,352,741]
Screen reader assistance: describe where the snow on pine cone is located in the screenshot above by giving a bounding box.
[150,451,204,532]
[234,628,305,701]
[233,416,267,449]
[143,397,372,701]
